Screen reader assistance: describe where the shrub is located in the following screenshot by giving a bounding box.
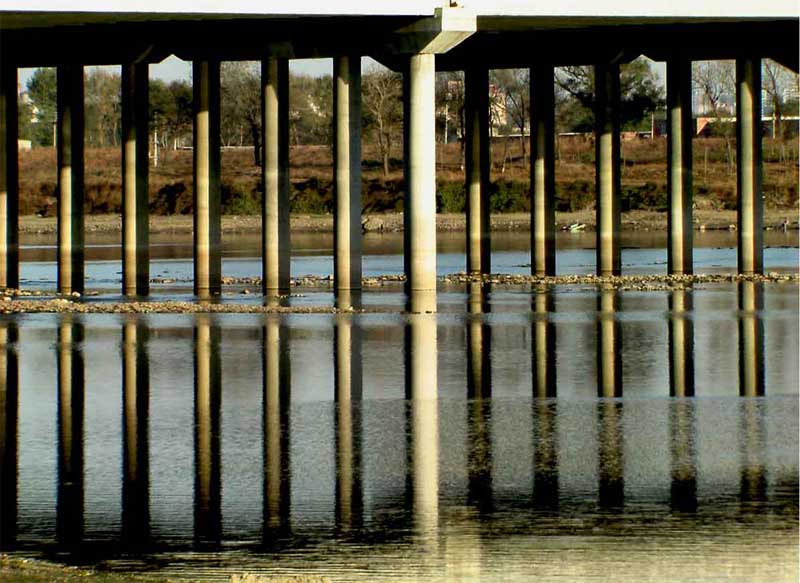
[437,182,465,213]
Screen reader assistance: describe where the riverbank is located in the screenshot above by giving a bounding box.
[18,209,799,235]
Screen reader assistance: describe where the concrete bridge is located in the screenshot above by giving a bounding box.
[0,2,797,310]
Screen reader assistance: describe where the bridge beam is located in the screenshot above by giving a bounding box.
[667,56,693,275]
[0,61,19,290]
[57,65,85,295]
[262,58,291,296]
[594,61,621,276]
[121,63,150,296]
[736,57,763,275]
[464,65,491,275]
[193,60,222,297]
[333,56,363,296]
[530,63,556,276]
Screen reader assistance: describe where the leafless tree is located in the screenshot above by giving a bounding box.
[363,66,403,177]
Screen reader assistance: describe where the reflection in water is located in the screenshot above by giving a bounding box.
[194,317,222,547]
[0,322,18,549]
[738,282,765,397]
[57,318,85,549]
[467,283,491,399]
[405,313,439,543]
[668,290,695,397]
[334,312,363,532]
[121,320,150,546]
[669,400,697,512]
[740,400,767,504]
[262,315,291,539]
[531,288,556,398]
[597,289,622,398]
[532,402,559,510]
[598,401,624,510]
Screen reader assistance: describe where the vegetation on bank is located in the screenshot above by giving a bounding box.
[17,137,799,218]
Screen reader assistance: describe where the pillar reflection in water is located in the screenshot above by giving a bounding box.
[597,288,622,398]
[405,312,439,541]
[738,281,765,397]
[466,283,492,511]
[532,402,559,510]
[263,315,291,538]
[531,287,556,399]
[740,400,767,504]
[0,322,19,549]
[194,316,222,547]
[669,399,697,512]
[668,290,695,397]
[121,318,150,546]
[57,317,84,548]
[334,310,363,531]
[598,401,624,510]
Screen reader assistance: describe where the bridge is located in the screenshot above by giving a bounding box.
[0,2,797,310]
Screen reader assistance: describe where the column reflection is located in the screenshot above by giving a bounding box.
[668,290,695,397]
[57,317,85,549]
[334,310,363,532]
[467,282,491,399]
[597,288,622,398]
[263,314,291,540]
[738,281,765,397]
[0,322,19,549]
[669,399,697,512]
[531,287,556,399]
[194,316,222,547]
[740,400,767,504]
[405,312,439,542]
[597,401,624,510]
[121,318,150,547]
[532,402,559,510]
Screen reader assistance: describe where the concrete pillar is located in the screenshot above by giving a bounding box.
[666,57,694,275]
[736,58,764,275]
[121,320,150,544]
[406,313,439,540]
[121,64,150,296]
[668,290,695,397]
[531,288,556,398]
[57,318,84,546]
[532,401,559,509]
[263,315,291,536]
[262,58,291,295]
[669,400,697,512]
[405,54,437,312]
[530,64,556,276]
[467,283,491,399]
[738,281,764,397]
[193,60,222,297]
[333,56,363,296]
[594,62,621,276]
[0,61,19,289]
[597,288,622,398]
[0,323,18,549]
[464,66,491,274]
[194,316,221,546]
[56,66,85,295]
[598,401,624,509]
[334,312,363,530]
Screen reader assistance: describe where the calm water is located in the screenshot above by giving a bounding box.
[0,231,798,582]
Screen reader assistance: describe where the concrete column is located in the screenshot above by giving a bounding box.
[405,54,437,312]
[738,281,764,397]
[594,62,621,276]
[262,58,291,295]
[669,400,697,512]
[334,312,363,530]
[56,66,85,295]
[263,315,291,536]
[464,66,491,274]
[532,288,556,398]
[193,60,222,297]
[736,58,764,275]
[0,323,18,549]
[467,282,491,399]
[532,401,558,509]
[333,56,363,296]
[530,64,556,276]
[597,288,621,398]
[194,316,221,546]
[666,57,694,275]
[0,61,19,289]
[121,320,150,544]
[668,290,695,397]
[121,64,150,296]
[57,318,84,547]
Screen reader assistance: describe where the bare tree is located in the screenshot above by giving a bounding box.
[362,66,403,177]
[762,59,798,141]
[693,60,736,174]
[491,68,529,168]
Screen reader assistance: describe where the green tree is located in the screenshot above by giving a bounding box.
[84,68,121,147]
[26,67,57,146]
[220,61,261,164]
